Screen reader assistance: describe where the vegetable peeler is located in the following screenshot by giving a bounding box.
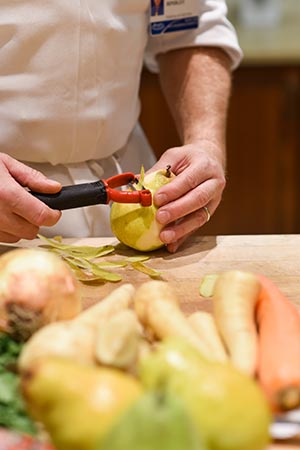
[29,172,152,210]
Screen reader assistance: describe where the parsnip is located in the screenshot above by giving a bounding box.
[19,283,135,371]
[188,311,228,362]
[134,280,219,360]
[134,280,178,326]
[146,298,214,360]
[212,270,261,375]
[95,309,142,370]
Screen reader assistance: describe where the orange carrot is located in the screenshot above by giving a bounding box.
[255,274,300,412]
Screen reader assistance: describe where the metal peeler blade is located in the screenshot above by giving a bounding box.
[271,409,300,440]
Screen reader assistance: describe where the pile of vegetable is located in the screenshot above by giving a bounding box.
[17,281,271,450]
[0,242,299,450]
[200,270,300,412]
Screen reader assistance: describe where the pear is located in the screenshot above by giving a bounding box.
[21,356,143,450]
[139,337,272,450]
[101,391,206,450]
[110,167,175,251]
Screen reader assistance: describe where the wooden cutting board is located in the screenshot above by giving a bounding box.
[1,233,300,449]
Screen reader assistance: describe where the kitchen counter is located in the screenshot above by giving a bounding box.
[1,233,300,448]
[6,233,299,311]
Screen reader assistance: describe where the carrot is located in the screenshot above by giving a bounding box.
[212,270,261,376]
[255,274,300,412]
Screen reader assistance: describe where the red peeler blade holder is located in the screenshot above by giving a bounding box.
[29,172,152,209]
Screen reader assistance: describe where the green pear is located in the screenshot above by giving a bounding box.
[110,168,175,251]
[21,356,143,450]
[139,337,271,450]
[101,391,206,450]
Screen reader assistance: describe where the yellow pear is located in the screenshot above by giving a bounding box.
[21,356,143,450]
[101,391,205,450]
[110,167,175,251]
[139,337,271,450]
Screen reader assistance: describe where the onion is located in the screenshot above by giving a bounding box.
[0,248,81,341]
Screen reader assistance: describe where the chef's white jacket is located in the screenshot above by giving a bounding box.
[0,0,242,237]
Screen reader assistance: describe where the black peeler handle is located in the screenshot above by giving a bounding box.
[29,180,108,210]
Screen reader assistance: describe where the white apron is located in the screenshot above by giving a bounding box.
[0,0,242,237]
[0,0,156,236]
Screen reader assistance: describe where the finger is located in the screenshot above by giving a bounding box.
[144,153,179,176]
[156,178,216,226]
[0,230,22,244]
[166,233,192,253]
[146,146,185,174]
[160,202,215,245]
[16,197,62,227]
[155,168,209,207]
[2,184,61,227]
[3,154,61,193]
[0,211,42,240]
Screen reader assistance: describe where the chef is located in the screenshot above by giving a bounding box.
[0,0,242,252]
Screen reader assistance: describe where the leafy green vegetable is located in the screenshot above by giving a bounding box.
[0,333,37,435]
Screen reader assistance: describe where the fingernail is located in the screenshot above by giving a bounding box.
[160,230,176,244]
[156,210,170,225]
[47,179,61,186]
[167,243,178,253]
[155,193,167,206]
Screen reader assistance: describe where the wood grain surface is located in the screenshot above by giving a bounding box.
[1,233,300,449]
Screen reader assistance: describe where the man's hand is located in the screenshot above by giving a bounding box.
[0,153,62,243]
[151,142,225,253]
[156,46,232,252]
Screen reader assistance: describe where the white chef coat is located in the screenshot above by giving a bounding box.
[0,0,242,237]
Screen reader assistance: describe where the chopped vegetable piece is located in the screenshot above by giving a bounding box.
[199,274,219,298]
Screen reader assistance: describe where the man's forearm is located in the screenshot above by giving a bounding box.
[158,46,232,166]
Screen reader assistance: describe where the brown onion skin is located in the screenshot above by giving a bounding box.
[0,248,82,341]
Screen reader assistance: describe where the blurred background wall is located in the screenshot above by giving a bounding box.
[139,0,300,235]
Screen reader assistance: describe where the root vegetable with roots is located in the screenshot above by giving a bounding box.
[0,247,82,341]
